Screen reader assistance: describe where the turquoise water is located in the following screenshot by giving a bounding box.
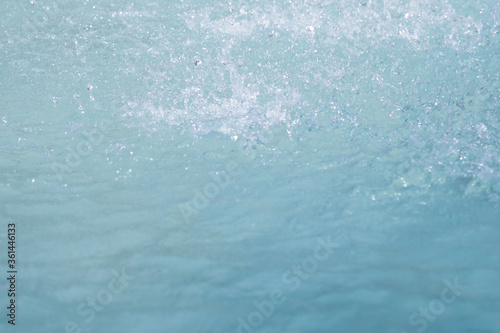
[1,0,499,332]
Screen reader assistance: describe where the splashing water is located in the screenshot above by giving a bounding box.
[0,0,499,332]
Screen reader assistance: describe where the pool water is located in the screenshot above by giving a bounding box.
[0,0,499,332]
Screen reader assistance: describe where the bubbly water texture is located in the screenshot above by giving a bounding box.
[0,0,499,332]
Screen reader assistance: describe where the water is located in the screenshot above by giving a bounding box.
[0,0,499,332]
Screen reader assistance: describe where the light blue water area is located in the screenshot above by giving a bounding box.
[0,0,499,332]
